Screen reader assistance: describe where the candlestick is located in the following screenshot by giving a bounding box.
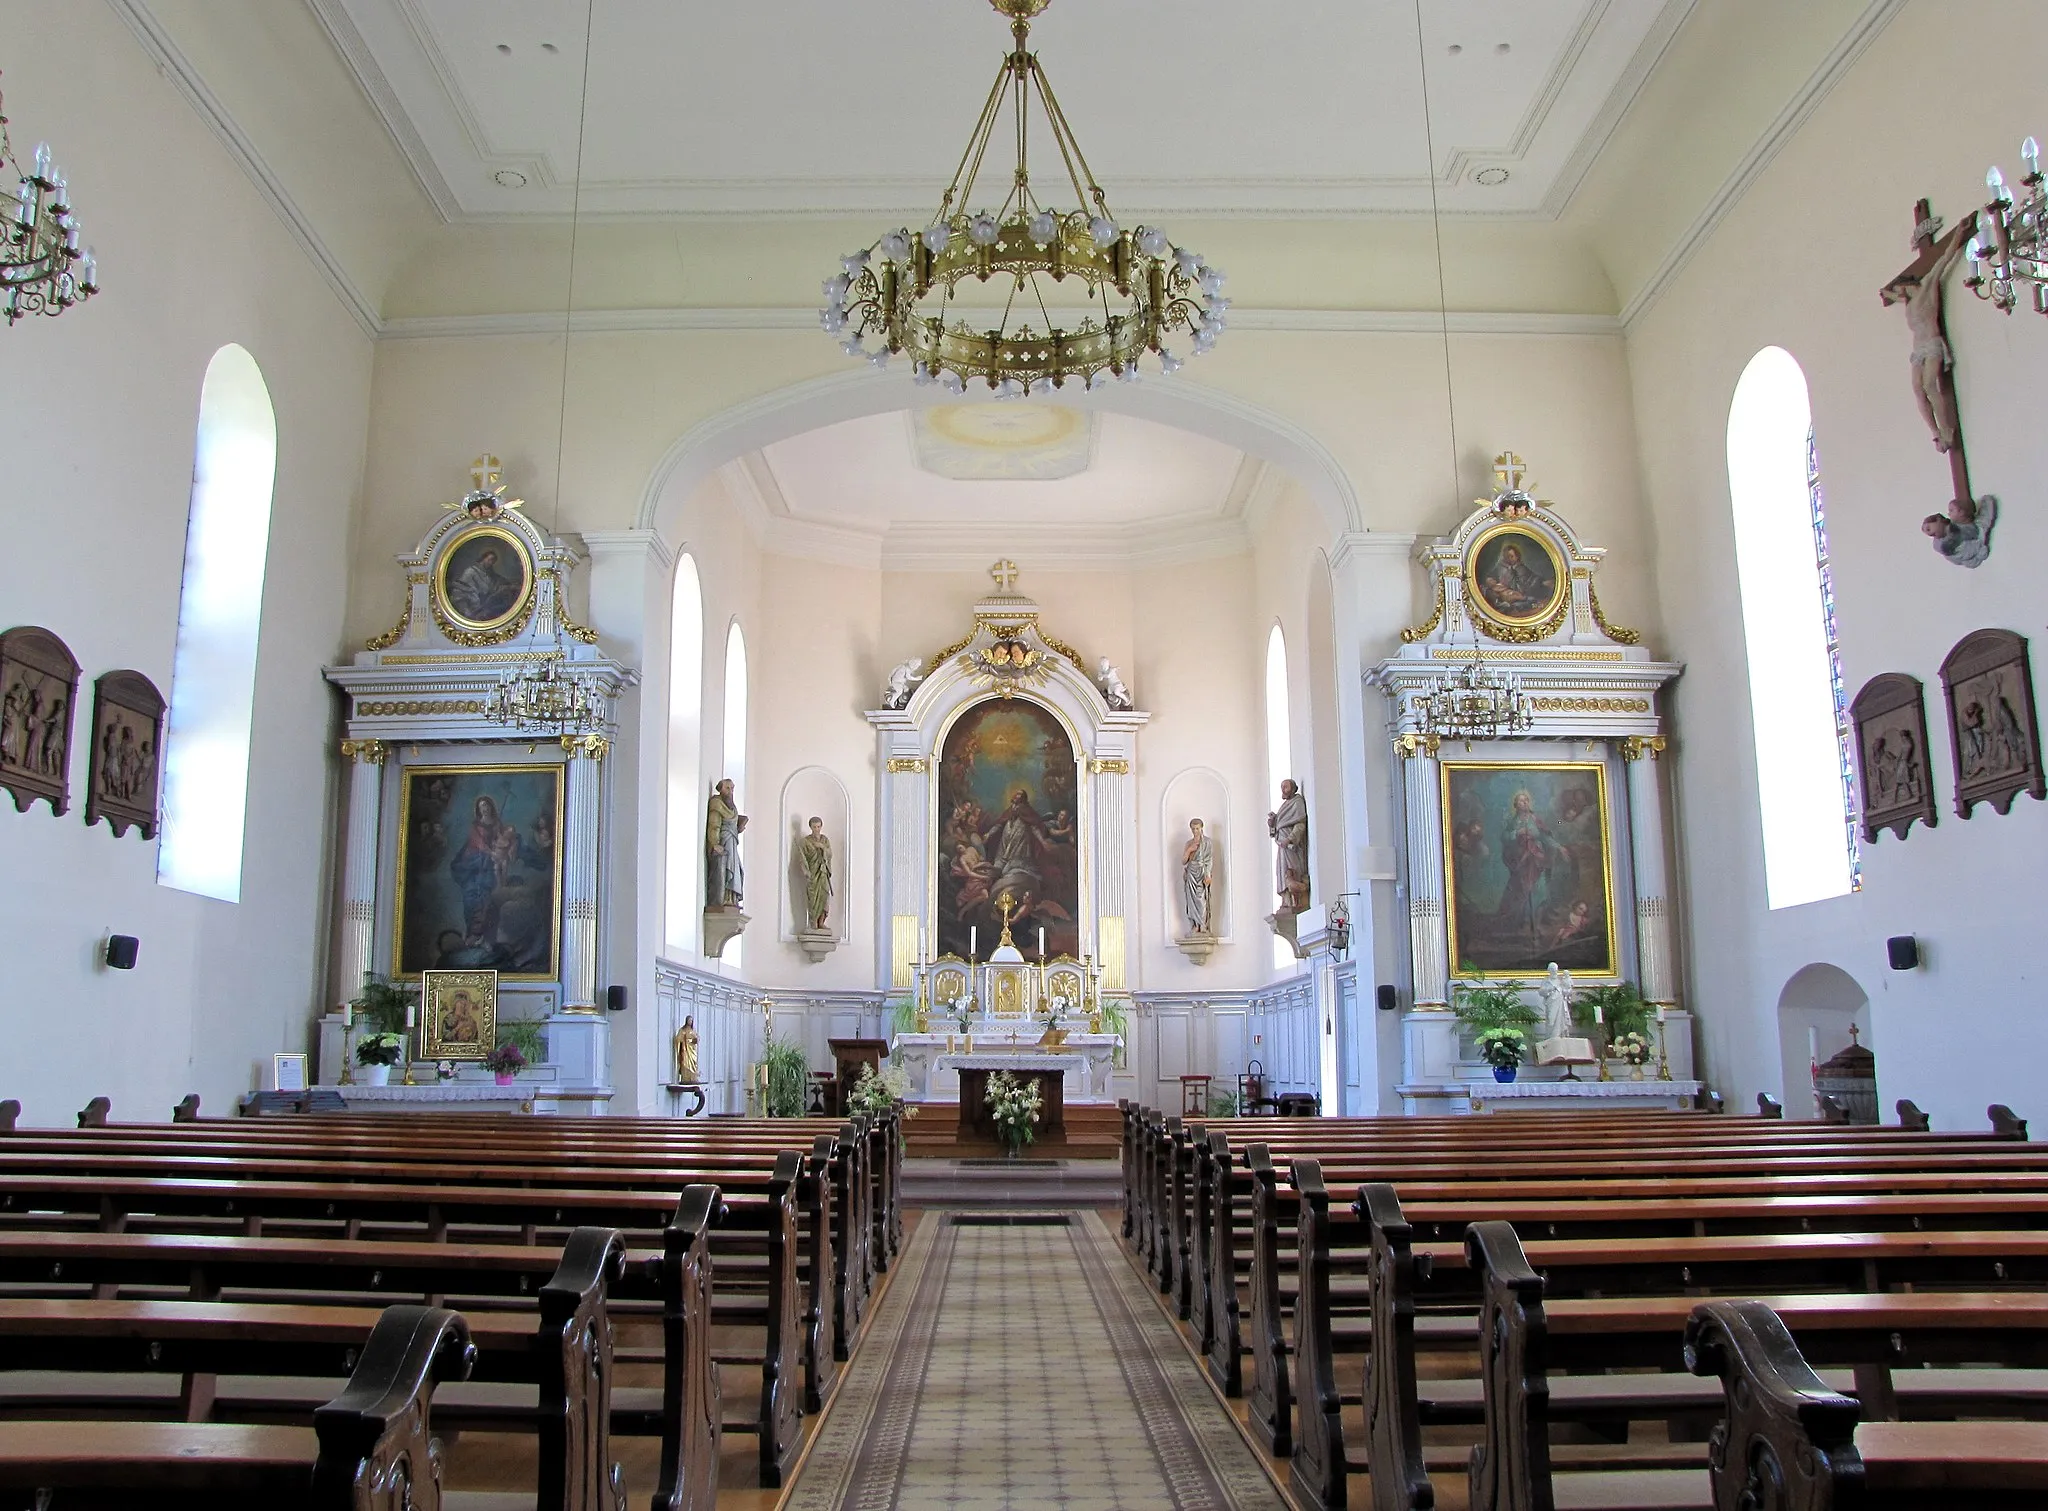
[1038,926,1046,959]
[970,925,977,960]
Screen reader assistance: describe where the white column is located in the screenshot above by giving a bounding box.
[1622,737,1675,1006]
[1091,758,1130,986]
[885,757,929,986]
[1398,734,1448,1009]
[332,739,387,1006]
[560,736,606,1011]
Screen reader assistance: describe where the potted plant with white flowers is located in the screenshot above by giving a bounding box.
[1473,1026,1528,1083]
[984,1069,1042,1158]
[354,1032,405,1087]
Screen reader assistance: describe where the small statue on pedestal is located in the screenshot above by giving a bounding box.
[705,779,747,909]
[672,1016,700,1085]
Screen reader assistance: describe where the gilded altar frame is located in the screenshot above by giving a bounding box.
[1440,759,1618,980]
[392,762,565,981]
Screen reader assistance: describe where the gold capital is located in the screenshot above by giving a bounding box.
[339,738,388,765]
[1394,732,1440,760]
[1617,735,1668,762]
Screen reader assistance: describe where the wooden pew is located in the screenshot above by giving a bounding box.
[0,1303,475,1511]
[0,1160,798,1489]
[1464,1223,2048,1511]
[1686,1299,2048,1511]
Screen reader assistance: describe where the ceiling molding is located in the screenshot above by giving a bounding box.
[106,0,383,340]
[377,306,1624,342]
[304,0,463,220]
[1540,0,1698,218]
[1618,0,1909,330]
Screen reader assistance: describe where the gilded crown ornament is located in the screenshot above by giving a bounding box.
[819,0,1226,394]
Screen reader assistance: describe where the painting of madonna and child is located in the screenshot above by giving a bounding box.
[936,698,1081,961]
[394,765,562,979]
[1443,763,1617,977]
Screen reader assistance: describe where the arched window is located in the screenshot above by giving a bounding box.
[721,621,749,967]
[158,345,277,902]
[663,554,704,954]
[1265,625,1294,969]
[1727,347,1858,909]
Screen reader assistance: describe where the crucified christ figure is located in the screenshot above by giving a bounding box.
[1880,226,1967,456]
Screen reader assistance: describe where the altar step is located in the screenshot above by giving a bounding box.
[902,1101,1123,1162]
[900,1156,1124,1208]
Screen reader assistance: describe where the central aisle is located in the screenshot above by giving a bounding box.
[783,1209,1291,1511]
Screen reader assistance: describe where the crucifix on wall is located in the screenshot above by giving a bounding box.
[1880,197,1997,567]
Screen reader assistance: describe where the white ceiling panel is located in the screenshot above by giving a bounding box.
[315,0,1695,219]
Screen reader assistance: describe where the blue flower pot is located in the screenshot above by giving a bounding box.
[1491,1065,1518,1083]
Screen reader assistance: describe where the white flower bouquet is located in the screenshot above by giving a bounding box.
[984,1069,1043,1153]
[1608,1030,1652,1067]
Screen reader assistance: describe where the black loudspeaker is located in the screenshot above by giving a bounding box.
[1886,935,1920,972]
[605,984,628,1013]
[1376,984,1398,1013]
[104,935,139,971]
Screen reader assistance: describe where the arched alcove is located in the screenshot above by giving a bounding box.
[779,765,853,947]
[1161,766,1232,943]
[1775,961,1871,1115]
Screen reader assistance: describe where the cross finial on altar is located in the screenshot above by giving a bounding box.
[990,559,1021,592]
[472,454,503,493]
[1493,453,1527,493]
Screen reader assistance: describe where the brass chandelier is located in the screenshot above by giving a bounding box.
[820,0,1226,394]
[2,74,97,325]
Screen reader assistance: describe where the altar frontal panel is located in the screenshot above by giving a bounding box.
[1443,761,1615,978]
[936,697,1080,959]
[394,763,563,978]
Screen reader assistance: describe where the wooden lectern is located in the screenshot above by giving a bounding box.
[827,1037,889,1116]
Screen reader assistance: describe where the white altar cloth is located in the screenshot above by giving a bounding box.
[1462,1078,1700,1113]
[894,1033,1118,1104]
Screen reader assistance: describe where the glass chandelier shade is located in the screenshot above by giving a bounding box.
[1,78,97,325]
[821,0,1226,393]
[1414,645,1535,744]
[484,651,605,737]
[1966,136,2048,315]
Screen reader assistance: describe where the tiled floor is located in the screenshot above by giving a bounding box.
[784,1211,1289,1511]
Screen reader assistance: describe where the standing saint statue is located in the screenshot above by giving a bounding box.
[1268,779,1310,916]
[799,816,834,931]
[672,1015,699,1084]
[705,779,748,910]
[1180,818,1215,935]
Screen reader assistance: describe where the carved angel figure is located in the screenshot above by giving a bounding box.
[1097,657,1132,710]
[883,658,925,709]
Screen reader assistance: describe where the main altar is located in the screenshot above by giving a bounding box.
[867,565,1137,1108]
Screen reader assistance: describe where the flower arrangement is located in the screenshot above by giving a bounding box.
[984,1069,1042,1153]
[1473,1026,1527,1069]
[1608,1030,1652,1069]
[848,1062,919,1148]
[435,1060,456,1082]
[355,1032,406,1068]
[482,1042,527,1077]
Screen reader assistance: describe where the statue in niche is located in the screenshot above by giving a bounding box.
[882,658,925,709]
[1180,818,1215,935]
[705,779,748,910]
[1268,779,1310,915]
[799,816,834,931]
[1096,657,1133,710]
[672,1016,699,1084]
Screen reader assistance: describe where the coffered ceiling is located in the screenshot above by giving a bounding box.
[312,0,1696,220]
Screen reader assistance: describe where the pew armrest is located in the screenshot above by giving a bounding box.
[311,1305,477,1510]
[1684,1299,1863,1511]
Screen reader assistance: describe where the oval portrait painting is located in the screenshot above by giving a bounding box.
[1467,525,1564,627]
[436,526,533,634]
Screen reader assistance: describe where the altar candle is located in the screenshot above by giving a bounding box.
[970,926,978,960]
[341,1004,353,1030]
[1038,927,1046,958]
[1592,1004,1602,1025]
[405,1003,417,1030]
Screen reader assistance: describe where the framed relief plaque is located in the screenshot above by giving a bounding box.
[85,670,166,840]
[1849,672,1936,842]
[0,625,81,817]
[1939,628,2044,819]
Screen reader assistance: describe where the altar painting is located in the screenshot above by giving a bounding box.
[394,764,562,979]
[936,697,1080,959]
[1442,762,1615,977]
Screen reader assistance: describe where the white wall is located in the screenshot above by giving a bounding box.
[0,1,373,1125]
[1624,0,2048,1131]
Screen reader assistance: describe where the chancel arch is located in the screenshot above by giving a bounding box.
[1775,961,1872,1119]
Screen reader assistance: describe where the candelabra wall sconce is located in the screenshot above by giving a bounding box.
[1966,136,2048,315]
[1,74,97,325]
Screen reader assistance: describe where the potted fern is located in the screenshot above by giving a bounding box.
[1451,983,1541,1083]
[1572,980,1652,1060]
[762,1035,810,1117]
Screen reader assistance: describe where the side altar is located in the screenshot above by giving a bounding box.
[1369,454,1695,1114]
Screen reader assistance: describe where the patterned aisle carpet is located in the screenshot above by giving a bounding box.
[783,1210,1291,1511]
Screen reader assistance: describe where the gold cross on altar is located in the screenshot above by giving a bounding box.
[1493,453,1528,493]
[471,454,504,493]
[989,559,1021,592]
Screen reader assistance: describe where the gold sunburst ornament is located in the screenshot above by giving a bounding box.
[820,0,1227,394]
